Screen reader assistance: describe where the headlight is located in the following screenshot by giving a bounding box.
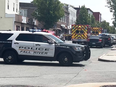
[73,46,83,51]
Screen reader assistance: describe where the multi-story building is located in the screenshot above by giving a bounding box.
[68,5,77,34]
[56,4,69,35]
[19,3,40,31]
[0,0,19,30]
[93,12,102,22]
[74,7,102,23]
[0,0,38,31]
[75,7,93,19]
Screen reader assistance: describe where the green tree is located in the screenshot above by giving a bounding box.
[100,20,110,32]
[33,0,64,29]
[90,15,96,27]
[95,21,101,27]
[76,5,89,25]
[107,0,116,27]
[109,26,116,33]
[88,14,91,25]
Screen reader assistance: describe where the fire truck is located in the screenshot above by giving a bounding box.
[71,25,91,45]
[91,27,102,36]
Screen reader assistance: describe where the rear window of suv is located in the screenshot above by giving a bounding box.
[0,33,13,41]
[16,34,34,42]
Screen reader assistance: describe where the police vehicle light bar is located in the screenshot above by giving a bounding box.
[29,29,41,32]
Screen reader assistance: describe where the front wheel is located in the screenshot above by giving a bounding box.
[84,46,91,60]
[58,53,72,66]
[99,43,103,48]
[108,43,112,47]
[72,41,76,43]
[3,51,18,64]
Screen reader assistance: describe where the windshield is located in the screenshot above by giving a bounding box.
[47,35,64,43]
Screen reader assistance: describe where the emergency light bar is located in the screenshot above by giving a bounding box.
[29,29,41,32]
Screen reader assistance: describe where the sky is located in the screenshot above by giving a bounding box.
[19,0,113,26]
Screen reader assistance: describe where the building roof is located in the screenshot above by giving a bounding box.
[74,7,93,13]
[20,2,36,8]
[93,12,101,15]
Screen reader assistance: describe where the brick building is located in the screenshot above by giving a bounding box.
[93,12,102,22]
[74,7,102,23]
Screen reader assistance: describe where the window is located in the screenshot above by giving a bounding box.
[76,30,79,34]
[13,3,15,11]
[34,35,49,43]
[0,33,13,41]
[16,4,18,12]
[21,27,24,31]
[19,9,27,17]
[16,34,34,42]
[7,0,9,9]
[16,26,20,31]
[26,27,29,31]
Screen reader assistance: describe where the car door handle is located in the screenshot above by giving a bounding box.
[14,42,19,44]
[35,44,40,46]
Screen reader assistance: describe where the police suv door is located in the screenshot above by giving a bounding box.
[33,34,55,57]
[12,33,34,56]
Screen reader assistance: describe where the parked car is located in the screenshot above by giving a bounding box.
[99,33,113,46]
[109,34,116,44]
[88,35,105,48]
[0,31,91,65]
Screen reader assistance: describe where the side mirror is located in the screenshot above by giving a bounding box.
[48,40,54,44]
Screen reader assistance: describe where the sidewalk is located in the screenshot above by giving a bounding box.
[65,46,116,87]
[65,83,116,87]
[98,45,116,62]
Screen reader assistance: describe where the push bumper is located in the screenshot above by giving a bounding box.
[72,51,85,62]
[72,46,91,62]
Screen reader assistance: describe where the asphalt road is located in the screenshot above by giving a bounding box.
[0,41,113,87]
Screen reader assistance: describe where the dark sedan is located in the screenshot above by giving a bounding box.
[88,35,105,48]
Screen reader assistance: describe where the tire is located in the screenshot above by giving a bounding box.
[58,53,72,66]
[108,43,112,47]
[3,51,18,64]
[72,41,76,43]
[103,40,105,47]
[100,43,103,48]
[84,46,91,60]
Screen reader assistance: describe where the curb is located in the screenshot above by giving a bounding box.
[65,83,116,87]
[98,50,116,62]
[98,58,116,62]
[111,48,116,50]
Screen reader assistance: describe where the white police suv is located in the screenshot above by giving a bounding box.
[0,31,90,65]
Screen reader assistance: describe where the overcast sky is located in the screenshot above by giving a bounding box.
[19,0,113,26]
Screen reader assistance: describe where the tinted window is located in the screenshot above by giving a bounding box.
[96,32,98,34]
[92,31,95,34]
[0,33,13,41]
[16,34,34,42]
[80,30,84,34]
[34,35,49,43]
[76,30,79,33]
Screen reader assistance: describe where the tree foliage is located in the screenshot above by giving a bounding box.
[33,0,64,29]
[75,5,116,33]
[76,6,90,25]
[100,20,115,33]
[100,21,110,32]
[90,15,96,27]
[107,0,116,27]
